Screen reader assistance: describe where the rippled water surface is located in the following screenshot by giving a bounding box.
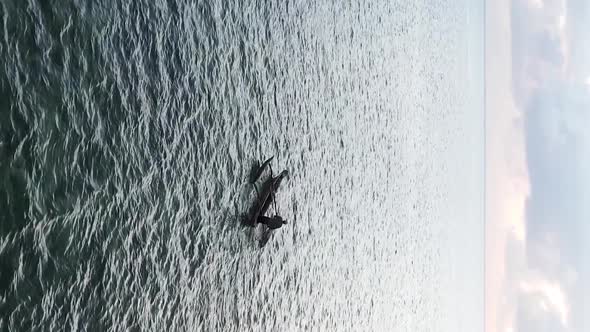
[0,1,483,331]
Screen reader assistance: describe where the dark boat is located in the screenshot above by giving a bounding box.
[247,170,288,227]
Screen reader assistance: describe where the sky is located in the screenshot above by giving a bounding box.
[486,0,589,332]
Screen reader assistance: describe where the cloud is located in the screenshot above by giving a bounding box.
[516,290,566,332]
[510,0,568,107]
[522,80,590,331]
[498,0,590,331]
[524,82,590,260]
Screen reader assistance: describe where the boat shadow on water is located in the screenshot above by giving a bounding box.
[240,157,278,248]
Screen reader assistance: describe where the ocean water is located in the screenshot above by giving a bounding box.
[0,0,483,331]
